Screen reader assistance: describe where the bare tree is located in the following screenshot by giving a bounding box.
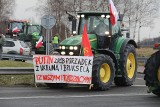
[36,0,159,41]
[0,0,15,19]
[0,0,15,34]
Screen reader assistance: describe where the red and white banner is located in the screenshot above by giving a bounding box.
[33,55,93,84]
[36,36,43,49]
[12,27,20,33]
[109,0,119,26]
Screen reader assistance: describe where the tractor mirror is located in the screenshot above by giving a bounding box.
[72,18,77,34]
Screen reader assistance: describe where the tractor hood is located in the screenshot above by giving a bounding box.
[60,34,97,46]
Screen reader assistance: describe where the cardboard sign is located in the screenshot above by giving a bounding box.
[33,55,93,84]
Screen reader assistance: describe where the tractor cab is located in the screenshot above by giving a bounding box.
[76,12,121,49]
[6,20,28,37]
[24,24,42,42]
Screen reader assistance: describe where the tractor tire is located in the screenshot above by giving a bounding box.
[46,51,68,89]
[92,54,115,91]
[144,51,160,96]
[114,44,137,86]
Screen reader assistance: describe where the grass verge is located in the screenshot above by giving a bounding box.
[0,60,33,67]
[0,75,34,86]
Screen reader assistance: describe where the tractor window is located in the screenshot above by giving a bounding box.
[27,25,41,34]
[10,22,23,31]
[79,16,109,36]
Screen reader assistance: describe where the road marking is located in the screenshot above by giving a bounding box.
[136,78,144,80]
[0,93,152,100]
[133,85,146,86]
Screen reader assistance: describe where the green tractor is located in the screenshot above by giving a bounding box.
[47,12,137,90]
[144,42,160,96]
[20,24,46,54]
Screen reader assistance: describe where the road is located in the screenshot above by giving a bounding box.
[0,73,160,107]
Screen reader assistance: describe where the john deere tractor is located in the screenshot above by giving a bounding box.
[144,42,160,96]
[47,12,137,90]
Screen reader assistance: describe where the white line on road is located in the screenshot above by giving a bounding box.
[136,78,144,80]
[0,93,152,100]
[133,85,146,86]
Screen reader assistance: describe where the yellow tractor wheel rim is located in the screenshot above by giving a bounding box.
[100,63,111,83]
[158,66,160,81]
[126,53,136,79]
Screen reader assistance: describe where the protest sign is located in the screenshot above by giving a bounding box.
[33,55,93,84]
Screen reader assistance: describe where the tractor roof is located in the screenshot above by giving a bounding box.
[9,19,28,23]
[77,12,110,16]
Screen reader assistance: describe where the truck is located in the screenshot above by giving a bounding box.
[44,12,138,90]
[144,42,160,96]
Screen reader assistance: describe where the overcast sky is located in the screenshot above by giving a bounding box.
[12,0,160,41]
[12,0,41,24]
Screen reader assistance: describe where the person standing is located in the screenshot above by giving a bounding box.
[52,34,59,49]
[0,34,5,60]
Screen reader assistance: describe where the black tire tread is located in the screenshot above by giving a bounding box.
[92,54,115,91]
[114,44,137,86]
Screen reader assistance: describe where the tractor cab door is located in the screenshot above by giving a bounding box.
[93,20,111,49]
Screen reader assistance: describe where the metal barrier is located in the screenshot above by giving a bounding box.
[1,53,33,61]
[0,67,34,75]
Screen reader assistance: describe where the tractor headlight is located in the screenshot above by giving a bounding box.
[59,46,62,49]
[101,14,105,18]
[106,15,110,18]
[81,14,85,18]
[62,46,65,50]
[105,31,109,35]
[69,52,74,55]
[61,51,66,55]
[69,46,74,50]
[74,46,78,50]
[73,31,77,34]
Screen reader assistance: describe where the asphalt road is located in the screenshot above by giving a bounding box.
[0,73,160,107]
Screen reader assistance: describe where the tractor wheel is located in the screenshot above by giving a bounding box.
[46,51,68,89]
[92,54,115,91]
[144,51,160,96]
[114,44,137,86]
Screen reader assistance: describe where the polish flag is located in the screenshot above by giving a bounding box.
[81,22,93,56]
[109,0,119,26]
[36,36,43,49]
[12,27,20,33]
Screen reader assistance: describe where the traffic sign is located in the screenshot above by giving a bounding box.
[41,15,56,29]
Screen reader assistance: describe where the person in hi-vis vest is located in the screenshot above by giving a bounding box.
[52,34,59,49]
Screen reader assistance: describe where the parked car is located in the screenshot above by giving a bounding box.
[2,38,30,55]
